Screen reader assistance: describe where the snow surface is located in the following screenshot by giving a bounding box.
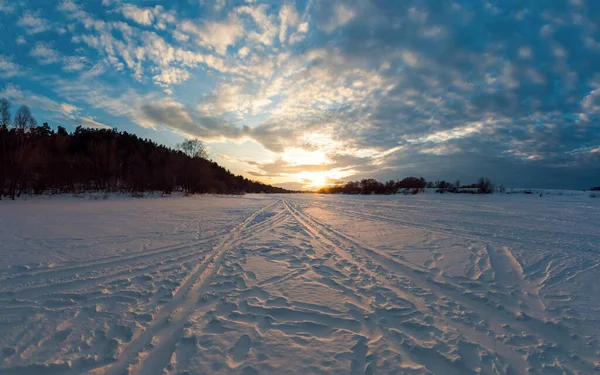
[1,193,599,374]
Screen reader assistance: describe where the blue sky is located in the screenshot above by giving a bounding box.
[1,0,599,189]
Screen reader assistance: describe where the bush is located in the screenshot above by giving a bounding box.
[477,177,494,194]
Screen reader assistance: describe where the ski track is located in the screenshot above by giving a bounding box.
[1,193,599,374]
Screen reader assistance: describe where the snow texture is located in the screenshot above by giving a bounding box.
[1,192,599,374]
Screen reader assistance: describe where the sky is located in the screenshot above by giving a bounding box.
[1,0,599,190]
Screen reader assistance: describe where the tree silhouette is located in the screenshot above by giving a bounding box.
[0,98,11,128]
[0,99,291,199]
[178,139,207,159]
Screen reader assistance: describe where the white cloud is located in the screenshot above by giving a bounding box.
[173,30,189,42]
[289,29,307,44]
[0,0,18,13]
[238,46,250,58]
[58,0,80,13]
[214,0,226,11]
[181,13,244,55]
[60,102,80,114]
[401,50,420,67]
[16,36,26,45]
[62,56,87,72]
[119,4,176,29]
[30,43,60,65]
[406,122,485,144]
[199,0,227,12]
[121,4,154,25]
[298,22,309,33]
[322,4,355,33]
[78,116,112,129]
[0,56,21,77]
[237,5,278,46]
[0,83,72,115]
[279,3,300,44]
[152,66,191,86]
[0,84,111,130]
[199,83,273,117]
[18,10,52,34]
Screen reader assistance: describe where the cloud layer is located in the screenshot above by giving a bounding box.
[1,0,599,188]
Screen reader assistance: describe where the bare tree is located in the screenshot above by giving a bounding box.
[477,177,494,194]
[0,99,9,198]
[0,98,11,128]
[14,105,37,130]
[8,105,37,199]
[177,139,207,159]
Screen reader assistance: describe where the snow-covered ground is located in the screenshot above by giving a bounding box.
[1,193,599,374]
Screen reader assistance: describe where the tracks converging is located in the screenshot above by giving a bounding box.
[1,196,598,375]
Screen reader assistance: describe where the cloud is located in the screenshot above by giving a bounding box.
[152,67,191,87]
[18,10,53,34]
[0,0,18,13]
[120,4,153,25]
[0,83,61,112]
[320,3,356,33]
[77,116,112,129]
[118,4,176,29]
[237,5,278,46]
[5,0,600,188]
[29,43,60,65]
[180,13,244,55]
[0,56,21,77]
[199,83,273,117]
[62,56,87,72]
[278,3,300,44]
[0,83,112,130]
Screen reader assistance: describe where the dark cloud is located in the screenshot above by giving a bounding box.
[276,0,600,187]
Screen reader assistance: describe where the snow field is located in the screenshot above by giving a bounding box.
[1,193,599,374]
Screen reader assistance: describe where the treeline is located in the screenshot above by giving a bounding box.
[0,100,291,199]
[318,177,496,195]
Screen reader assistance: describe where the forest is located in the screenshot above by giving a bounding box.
[317,176,496,195]
[0,98,499,200]
[0,99,291,199]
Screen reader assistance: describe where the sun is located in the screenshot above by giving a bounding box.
[294,171,327,189]
[307,174,328,188]
[295,171,337,189]
[293,168,359,190]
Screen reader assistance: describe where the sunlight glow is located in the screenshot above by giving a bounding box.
[294,168,357,189]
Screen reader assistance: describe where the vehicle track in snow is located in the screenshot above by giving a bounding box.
[102,199,284,375]
[289,200,599,374]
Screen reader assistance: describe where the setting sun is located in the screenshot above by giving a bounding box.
[296,171,328,188]
[294,169,357,190]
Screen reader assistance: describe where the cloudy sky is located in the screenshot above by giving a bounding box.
[1,0,599,189]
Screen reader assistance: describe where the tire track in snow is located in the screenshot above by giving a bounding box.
[305,199,593,255]
[291,201,600,373]
[102,198,283,375]
[0,199,283,375]
[283,200,527,373]
[0,235,221,289]
[0,209,288,299]
[0,246,214,301]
